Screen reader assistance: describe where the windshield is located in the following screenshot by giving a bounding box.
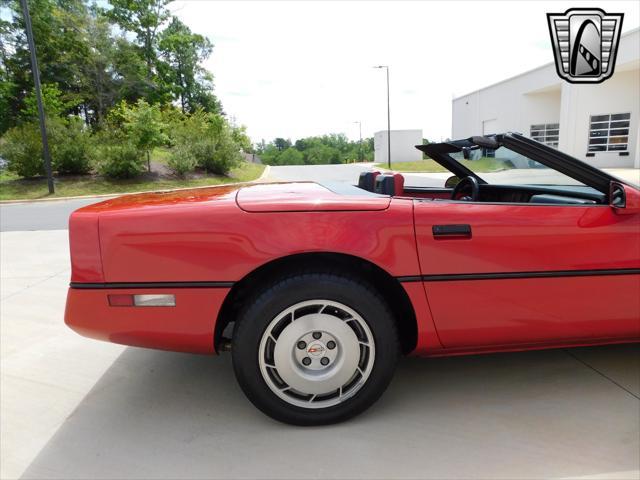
[449,146,586,186]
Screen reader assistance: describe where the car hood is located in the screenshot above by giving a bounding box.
[236,182,390,212]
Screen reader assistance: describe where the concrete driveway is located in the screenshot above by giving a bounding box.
[1,165,639,479]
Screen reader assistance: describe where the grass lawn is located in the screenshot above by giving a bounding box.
[376,157,511,173]
[0,161,265,201]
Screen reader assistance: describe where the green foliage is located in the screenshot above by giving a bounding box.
[105,0,171,81]
[107,99,169,171]
[0,0,221,134]
[277,147,304,165]
[0,123,46,178]
[0,117,94,177]
[50,118,94,174]
[273,138,291,151]
[166,110,244,175]
[22,83,77,120]
[167,145,197,176]
[0,79,17,136]
[258,144,281,166]
[158,17,216,113]
[97,141,146,179]
[258,133,374,165]
[230,124,253,153]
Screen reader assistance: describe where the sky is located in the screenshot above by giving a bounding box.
[170,0,640,144]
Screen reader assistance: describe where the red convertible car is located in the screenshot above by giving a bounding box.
[65,133,640,425]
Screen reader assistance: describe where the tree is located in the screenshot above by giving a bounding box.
[110,99,168,172]
[305,143,340,165]
[278,147,304,165]
[81,11,118,125]
[0,0,92,130]
[22,83,73,120]
[273,138,291,151]
[158,17,216,113]
[105,0,171,83]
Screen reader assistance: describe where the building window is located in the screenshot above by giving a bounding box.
[530,123,559,148]
[588,113,630,152]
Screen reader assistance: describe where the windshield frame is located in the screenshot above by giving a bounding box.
[417,133,619,194]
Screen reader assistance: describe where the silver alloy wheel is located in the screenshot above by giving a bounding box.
[258,299,376,409]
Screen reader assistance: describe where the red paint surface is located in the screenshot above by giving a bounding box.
[66,181,640,356]
[237,182,390,212]
[414,201,640,346]
[65,287,228,353]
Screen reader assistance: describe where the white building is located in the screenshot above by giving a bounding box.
[374,129,422,164]
[452,28,639,168]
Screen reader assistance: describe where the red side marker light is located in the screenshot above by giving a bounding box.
[107,294,176,307]
[108,294,134,307]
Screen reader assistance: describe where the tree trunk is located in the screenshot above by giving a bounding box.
[147,150,151,173]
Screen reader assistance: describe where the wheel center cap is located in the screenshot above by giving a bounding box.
[306,342,326,357]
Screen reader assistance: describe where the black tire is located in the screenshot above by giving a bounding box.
[231,272,400,426]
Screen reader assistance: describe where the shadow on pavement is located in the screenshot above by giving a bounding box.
[22,344,639,479]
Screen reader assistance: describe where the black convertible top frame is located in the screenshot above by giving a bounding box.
[417,132,620,194]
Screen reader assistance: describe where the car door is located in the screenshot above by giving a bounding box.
[413,200,640,348]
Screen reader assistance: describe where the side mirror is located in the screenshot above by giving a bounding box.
[610,181,640,214]
[445,176,461,189]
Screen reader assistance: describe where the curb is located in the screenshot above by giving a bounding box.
[257,164,271,181]
[0,165,270,205]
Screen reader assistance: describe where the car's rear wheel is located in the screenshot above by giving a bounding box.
[231,273,400,425]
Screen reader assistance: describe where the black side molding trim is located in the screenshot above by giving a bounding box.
[70,281,235,289]
[397,268,640,283]
[396,276,422,283]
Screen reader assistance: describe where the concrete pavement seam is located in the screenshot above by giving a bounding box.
[1,268,69,302]
[563,349,640,401]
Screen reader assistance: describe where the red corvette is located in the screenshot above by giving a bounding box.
[65,133,640,425]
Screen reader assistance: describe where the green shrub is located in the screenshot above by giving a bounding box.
[0,123,45,178]
[168,145,197,176]
[98,142,145,179]
[168,111,242,175]
[0,118,95,178]
[50,118,93,175]
[190,137,239,175]
[277,147,304,165]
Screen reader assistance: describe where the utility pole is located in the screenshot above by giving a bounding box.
[20,0,54,194]
[354,121,362,162]
[373,65,391,168]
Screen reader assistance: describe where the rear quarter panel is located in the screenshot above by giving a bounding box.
[97,199,421,282]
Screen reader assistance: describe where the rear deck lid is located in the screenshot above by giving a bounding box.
[236,182,390,212]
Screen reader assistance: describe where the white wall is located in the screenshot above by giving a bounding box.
[452,64,560,139]
[559,68,639,168]
[452,29,640,169]
[374,129,422,164]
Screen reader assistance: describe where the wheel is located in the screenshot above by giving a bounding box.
[231,273,400,425]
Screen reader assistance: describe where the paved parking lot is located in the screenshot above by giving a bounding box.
[1,227,638,479]
[1,165,639,479]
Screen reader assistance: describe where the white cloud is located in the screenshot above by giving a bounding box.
[171,0,640,143]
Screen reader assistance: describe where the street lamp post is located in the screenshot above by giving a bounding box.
[20,0,54,194]
[353,121,362,162]
[373,65,391,169]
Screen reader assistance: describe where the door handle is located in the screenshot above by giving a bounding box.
[432,224,472,238]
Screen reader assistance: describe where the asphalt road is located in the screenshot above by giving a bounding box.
[0,164,379,232]
[0,197,108,232]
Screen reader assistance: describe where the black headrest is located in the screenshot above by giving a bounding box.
[357,171,380,192]
[374,173,404,195]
